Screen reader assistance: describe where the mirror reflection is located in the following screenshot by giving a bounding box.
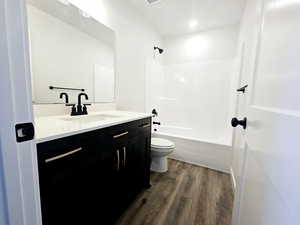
[27,0,116,104]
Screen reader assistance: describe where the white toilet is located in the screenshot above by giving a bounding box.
[151,138,175,173]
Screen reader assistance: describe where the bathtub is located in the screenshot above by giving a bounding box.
[152,126,232,173]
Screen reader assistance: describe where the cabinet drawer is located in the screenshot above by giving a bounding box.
[37,135,84,163]
[107,118,151,145]
[129,118,152,136]
[108,124,130,149]
[136,118,152,131]
[108,122,131,136]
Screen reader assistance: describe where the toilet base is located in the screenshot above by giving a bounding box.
[151,156,169,173]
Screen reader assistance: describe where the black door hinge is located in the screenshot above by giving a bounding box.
[15,123,35,143]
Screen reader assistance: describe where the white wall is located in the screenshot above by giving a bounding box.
[164,25,238,65]
[147,25,238,144]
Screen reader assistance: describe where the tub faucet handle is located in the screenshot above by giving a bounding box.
[152,109,158,117]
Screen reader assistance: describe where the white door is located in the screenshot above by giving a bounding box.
[231,42,249,225]
[232,0,300,224]
[231,0,263,223]
[0,0,42,225]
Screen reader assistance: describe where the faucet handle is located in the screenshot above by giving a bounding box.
[66,104,77,116]
[152,109,158,117]
[82,104,91,115]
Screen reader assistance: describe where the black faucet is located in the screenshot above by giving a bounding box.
[60,93,69,104]
[79,93,91,115]
[77,93,89,115]
[66,93,90,116]
[66,104,77,116]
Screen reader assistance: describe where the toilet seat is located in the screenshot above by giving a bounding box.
[151,138,175,149]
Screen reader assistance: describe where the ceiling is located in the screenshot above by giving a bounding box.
[127,0,246,37]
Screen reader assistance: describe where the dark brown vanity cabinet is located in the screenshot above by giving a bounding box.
[37,118,151,225]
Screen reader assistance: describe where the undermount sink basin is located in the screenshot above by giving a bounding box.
[61,114,121,123]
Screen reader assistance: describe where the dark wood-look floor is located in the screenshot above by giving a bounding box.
[117,159,234,225]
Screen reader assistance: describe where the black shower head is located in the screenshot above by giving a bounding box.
[154,46,164,54]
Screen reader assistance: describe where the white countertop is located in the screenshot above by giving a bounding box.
[34,110,151,144]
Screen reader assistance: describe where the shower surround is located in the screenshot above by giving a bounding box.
[146,25,238,172]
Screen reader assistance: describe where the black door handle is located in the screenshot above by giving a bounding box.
[231,117,247,130]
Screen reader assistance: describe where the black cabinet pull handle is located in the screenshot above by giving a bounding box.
[231,117,247,130]
[237,85,248,93]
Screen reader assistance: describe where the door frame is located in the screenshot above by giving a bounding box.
[0,0,42,224]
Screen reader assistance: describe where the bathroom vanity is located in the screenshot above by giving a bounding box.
[28,1,151,224]
[35,111,152,225]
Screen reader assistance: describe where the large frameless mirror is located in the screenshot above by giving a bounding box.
[27,0,116,104]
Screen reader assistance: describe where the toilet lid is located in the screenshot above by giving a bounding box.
[151,138,175,149]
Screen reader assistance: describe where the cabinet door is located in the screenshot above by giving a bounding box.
[108,127,130,217]
[127,128,151,191]
[86,129,120,224]
[119,120,152,204]
[135,119,152,188]
[37,135,97,225]
[37,130,119,225]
